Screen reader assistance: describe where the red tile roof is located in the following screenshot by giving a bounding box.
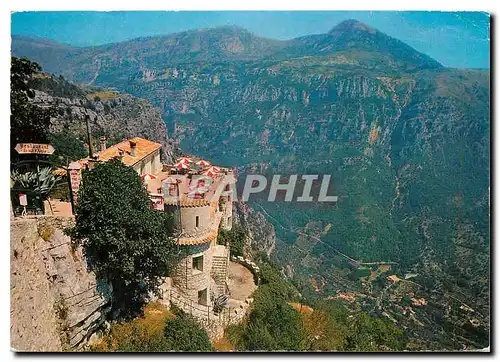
[94,137,161,167]
[54,137,162,175]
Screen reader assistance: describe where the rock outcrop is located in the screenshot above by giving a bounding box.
[30,77,176,163]
[11,218,62,352]
[11,216,111,351]
[233,201,276,258]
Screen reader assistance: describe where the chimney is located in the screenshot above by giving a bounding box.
[99,136,107,152]
[87,159,100,170]
[116,148,125,162]
[130,140,137,157]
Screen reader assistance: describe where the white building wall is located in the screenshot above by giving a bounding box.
[152,152,161,174]
[178,205,212,233]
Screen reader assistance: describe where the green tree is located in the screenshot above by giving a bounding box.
[299,299,352,351]
[258,263,300,301]
[10,57,55,164]
[48,131,87,165]
[229,274,305,351]
[163,314,212,351]
[247,287,305,351]
[344,311,406,351]
[217,224,246,257]
[243,321,278,351]
[69,159,180,317]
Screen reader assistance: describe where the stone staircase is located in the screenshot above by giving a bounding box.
[212,246,229,295]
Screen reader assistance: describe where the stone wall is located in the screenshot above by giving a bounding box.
[161,286,252,342]
[231,255,261,285]
[10,216,111,351]
[219,195,233,231]
[180,205,212,231]
[172,243,212,303]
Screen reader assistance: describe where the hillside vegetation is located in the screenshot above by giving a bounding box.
[26,70,176,164]
[12,19,490,350]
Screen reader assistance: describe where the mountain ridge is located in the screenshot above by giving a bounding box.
[12,19,443,82]
[11,19,490,350]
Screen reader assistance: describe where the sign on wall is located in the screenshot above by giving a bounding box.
[14,143,55,155]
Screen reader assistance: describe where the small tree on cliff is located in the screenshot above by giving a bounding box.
[10,57,56,165]
[70,159,180,317]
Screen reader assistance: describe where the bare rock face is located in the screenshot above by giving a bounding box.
[32,89,176,164]
[41,227,112,348]
[11,217,111,351]
[11,218,62,352]
[233,201,276,258]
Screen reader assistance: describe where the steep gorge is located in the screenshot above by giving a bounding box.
[12,19,490,349]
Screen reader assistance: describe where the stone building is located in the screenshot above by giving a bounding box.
[75,136,162,175]
[64,136,235,308]
[148,168,236,306]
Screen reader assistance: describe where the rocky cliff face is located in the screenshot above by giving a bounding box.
[11,218,62,352]
[233,201,276,259]
[29,75,176,163]
[11,217,111,351]
[13,20,490,349]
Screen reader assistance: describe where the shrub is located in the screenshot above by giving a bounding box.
[217,224,246,257]
[228,265,306,351]
[163,315,212,351]
[90,302,174,352]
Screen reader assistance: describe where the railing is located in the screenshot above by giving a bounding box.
[231,255,261,285]
[167,289,235,327]
[169,289,212,320]
[222,281,230,295]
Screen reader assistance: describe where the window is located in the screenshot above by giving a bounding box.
[169,184,176,196]
[198,288,208,306]
[227,216,232,226]
[195,216,200,228]
[193,255,203,272]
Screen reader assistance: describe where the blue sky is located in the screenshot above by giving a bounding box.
[11,11,490,69]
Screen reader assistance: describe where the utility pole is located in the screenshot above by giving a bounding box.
[85,115,94,158]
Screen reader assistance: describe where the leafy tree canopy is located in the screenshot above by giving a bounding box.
[217,224,246,257]
[69,159,180,317]
[228,263,306,351]
[10,57,55,164]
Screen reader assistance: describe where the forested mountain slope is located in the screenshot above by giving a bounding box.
[13,19,490,349]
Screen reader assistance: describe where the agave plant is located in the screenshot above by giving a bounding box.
[11,167,62,198]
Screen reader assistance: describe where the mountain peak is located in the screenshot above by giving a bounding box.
[192,25,251,35]
[328,19,377,35]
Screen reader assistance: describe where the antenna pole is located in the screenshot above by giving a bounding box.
[85,115,94,158]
